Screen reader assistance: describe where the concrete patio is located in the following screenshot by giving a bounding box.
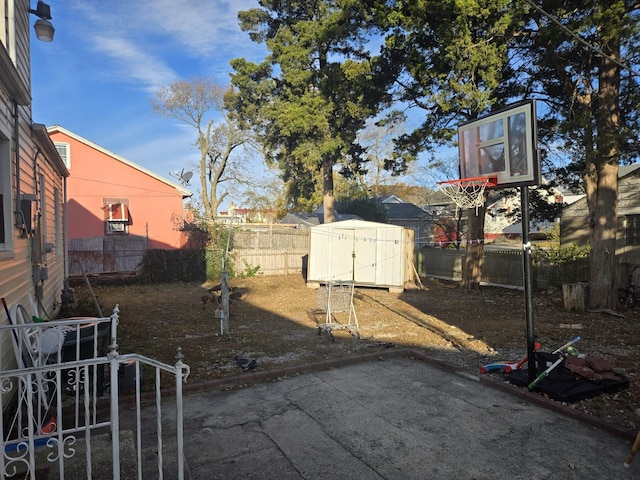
[122,352,637,479]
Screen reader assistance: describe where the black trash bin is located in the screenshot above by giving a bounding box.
[60,319,111,396]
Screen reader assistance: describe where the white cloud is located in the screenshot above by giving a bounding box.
[33,0,270,200]
[89,36,178,91]
[143,0,260,58]
[67,0,266,89]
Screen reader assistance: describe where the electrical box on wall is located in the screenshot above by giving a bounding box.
[33,265,48,282]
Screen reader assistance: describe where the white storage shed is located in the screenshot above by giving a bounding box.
[307,220,414,292]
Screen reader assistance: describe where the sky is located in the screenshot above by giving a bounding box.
[30,0,269,208]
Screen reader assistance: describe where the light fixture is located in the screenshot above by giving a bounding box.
[29,1,55,42]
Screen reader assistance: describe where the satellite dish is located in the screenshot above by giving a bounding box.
[181,171,193,184]
[171,169,193,186]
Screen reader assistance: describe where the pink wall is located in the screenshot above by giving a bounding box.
[50,130,188,249]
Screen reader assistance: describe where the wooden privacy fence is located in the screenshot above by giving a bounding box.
[231,228,310,276]
[420,247,591,290]
[67,229,309,276]
[69,229,601,290]
[69,235,148,275]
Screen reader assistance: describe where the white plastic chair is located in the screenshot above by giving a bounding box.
[8,304,64,431]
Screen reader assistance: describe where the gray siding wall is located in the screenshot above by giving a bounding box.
[561,172,640,264]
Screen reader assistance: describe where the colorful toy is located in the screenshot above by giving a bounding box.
[480,342,541,374]
[480,362,519,374]
[528,337,581,390]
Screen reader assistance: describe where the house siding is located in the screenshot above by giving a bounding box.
[0,1,68,396]
[560,166,640,265]
[48,128,191,258]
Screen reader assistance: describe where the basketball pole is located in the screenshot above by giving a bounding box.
[520,186,537,383]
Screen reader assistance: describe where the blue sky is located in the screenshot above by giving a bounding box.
[30,0,268,206]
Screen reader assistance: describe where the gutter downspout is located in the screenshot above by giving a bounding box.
[63,176,68,280]
[13,100,21,226]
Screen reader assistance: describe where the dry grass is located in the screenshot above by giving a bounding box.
[63,273,639,432]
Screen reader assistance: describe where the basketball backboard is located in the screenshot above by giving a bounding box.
[458,100,539,187]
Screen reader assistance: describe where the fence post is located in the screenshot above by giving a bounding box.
[108,307,121,480]
[175,348,188,480]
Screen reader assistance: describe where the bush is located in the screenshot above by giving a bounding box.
[139,249,206,283]
[532,224,590,287]
[205,225,235,281]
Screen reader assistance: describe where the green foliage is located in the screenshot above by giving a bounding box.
[532,224,590,265]
[533,242,591,266]
[238,259,261,278]
[378,0,517,160]
[205,225,235,280]
[139,249,206,284]
[532,224,591,287]
[179,220,211,249]
[228,1,395,209]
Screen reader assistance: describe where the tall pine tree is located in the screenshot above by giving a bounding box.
[227,1,395,221]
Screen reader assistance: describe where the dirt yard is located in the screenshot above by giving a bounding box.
[64,273,639,433]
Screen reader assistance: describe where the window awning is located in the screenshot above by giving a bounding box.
[104,201,131,224]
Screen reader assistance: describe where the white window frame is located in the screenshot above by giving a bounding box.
[104,200,130,235]
[54,142,70,170]
[0,129,14,257]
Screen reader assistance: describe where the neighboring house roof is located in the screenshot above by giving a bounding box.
[372,194,431,219]
[562,194,586,205]
[502,220,556,235]
[379,201,430,221]
[375,194,405,204]
[620,163,640,177]
[47,125,193,198]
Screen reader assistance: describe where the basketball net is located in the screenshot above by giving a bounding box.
[438,177,496,215]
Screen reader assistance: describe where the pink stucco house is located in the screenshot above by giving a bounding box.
[47,126,192,273]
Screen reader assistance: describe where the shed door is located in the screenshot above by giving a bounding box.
[376,227,403,286]
[352,228,377,283]
[328,229,355,281]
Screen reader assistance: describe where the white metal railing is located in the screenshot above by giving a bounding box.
[0,306,189,479]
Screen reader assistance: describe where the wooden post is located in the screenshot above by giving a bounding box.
[221,271,229,334]
[562,282,589,312]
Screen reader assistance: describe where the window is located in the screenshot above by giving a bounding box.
[104,198,131,235]
[0,132,13,254]
[54,142,70,170]
[626,215,640,245]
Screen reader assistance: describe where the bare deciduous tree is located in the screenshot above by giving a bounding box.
[152,77,252,222]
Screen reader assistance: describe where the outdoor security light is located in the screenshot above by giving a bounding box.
[29,1,55,42]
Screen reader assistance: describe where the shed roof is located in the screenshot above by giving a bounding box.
[280,212,362,227]
[311,219,404,231]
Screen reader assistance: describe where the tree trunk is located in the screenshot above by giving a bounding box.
[322,159,335,223]
[462,198,488,289]
[587,37,621,310]
[587,164,619,310]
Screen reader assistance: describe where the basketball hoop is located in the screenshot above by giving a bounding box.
[437,176,497,215]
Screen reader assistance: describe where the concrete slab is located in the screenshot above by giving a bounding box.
[127,356,636,479]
